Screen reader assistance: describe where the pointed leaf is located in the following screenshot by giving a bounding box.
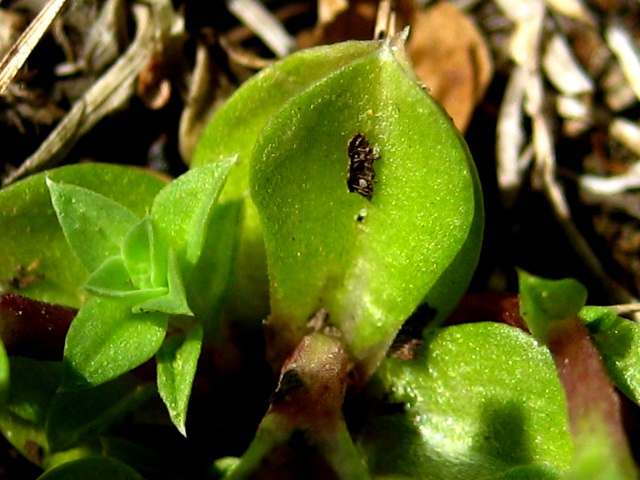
[46,179,141,272]
[156,324,203,436]
[186,198,244,325]
[62,296,168,390]
[150,160,235,276]
[250,36,483,375]
[83,257,167,301]
[121,217,155,290]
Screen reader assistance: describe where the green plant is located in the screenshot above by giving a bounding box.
[1,32,639,480]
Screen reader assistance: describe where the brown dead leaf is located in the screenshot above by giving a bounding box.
[406,1,493,132]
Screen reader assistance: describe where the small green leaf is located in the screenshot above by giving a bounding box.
[580,306,618,332]
[186,198,244,325]
[46,375,155,452]
[84,256,167,301]
[151,160,235,277]
[518,269,588,344]
[132,249,192,316]
[46,179,140,272]
[590,315,640,406]
[357,323,572,479]
[156,324,203,436]
[38,456,143,480]
[121,217,157,290]
[0,164,165,307]
[0,341,9,405]
[62,296,168,390]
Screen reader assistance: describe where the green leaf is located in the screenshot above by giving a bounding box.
[83,256,168,302]
[191,41,383,325]
[517,269,588,344]
[0,341,9,405]
[62,296,168,390]
[38,456,143,480]
[121,217,157,290]
[579,306,618,331]
[46,375,156,452]
[0,358,61,463]
[589,315,640,406]
[0,164,165,307]
[186,198,244,326]
[156,324,203,436]
[357,323,572,479]
[250,35,483,375]
[150,160,235,277]
[46,179,141,273]
[132,249,192,316]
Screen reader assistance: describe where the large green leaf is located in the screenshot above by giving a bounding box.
[0,164,165,307]
[191,41,382,324]
[250,36,483,375]
[356,322,572,479]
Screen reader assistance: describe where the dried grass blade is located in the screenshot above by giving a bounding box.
[0,0,70,95]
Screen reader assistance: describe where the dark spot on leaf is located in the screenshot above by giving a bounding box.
[347,133,378,201]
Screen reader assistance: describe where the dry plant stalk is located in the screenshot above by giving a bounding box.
[0,0,70,94]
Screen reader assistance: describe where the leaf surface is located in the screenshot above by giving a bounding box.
[62,296,168,390]
[251,37,483,374]
[156,324,203,436]
[357,323,572,479]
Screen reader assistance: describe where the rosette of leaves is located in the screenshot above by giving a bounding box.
[42,158,241,436]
